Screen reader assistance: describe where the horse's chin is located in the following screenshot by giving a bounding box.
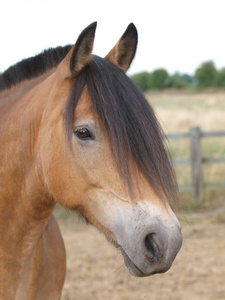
[105,233,172,277]
[119,247,148,277]
[105,234,149,277]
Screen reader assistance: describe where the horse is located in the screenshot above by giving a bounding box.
[0,22,182,299]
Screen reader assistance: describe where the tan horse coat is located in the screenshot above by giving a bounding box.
[0,23,182,299]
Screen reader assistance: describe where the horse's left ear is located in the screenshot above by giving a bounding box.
[60,22,97,79]
[105,23,138,72]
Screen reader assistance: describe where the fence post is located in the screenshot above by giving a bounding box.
[190,126,203,202]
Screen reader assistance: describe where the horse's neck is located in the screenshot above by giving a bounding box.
[0,72,56,262]
[0,69,55,109]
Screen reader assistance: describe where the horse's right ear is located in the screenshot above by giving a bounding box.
[60,22,97,79]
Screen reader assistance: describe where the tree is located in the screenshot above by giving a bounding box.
[195,61,218,87]
[167,72,187,89]
[130,71,152,91]
[181,74,197,87]
[151,69,169,89]
[217,68,225,87]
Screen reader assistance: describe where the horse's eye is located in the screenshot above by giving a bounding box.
[75,128,93,140]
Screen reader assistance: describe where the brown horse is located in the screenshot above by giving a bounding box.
[0,23,182,299]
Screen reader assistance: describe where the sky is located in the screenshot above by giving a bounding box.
[1,0,225,75]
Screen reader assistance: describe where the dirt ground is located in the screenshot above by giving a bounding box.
[58,208,225,300]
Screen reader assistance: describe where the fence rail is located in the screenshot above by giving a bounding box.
[167,126,225,202]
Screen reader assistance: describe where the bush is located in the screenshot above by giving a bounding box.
[131,71,197,91]
[167,72,187,89]
[217,68,225,87]
[130,71,152,91]
[195,61,218,87]
[151,69,169,89]
[130,61,225,91]
[180,74,197,87]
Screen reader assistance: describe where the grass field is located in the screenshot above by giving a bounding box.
[145,90,225,207]
[146,90,225,132]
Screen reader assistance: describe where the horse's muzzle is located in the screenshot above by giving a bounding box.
[118,220,182,277]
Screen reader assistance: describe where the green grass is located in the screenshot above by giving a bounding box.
[168,137,225,158]
[202,138,225,156]
[180,189,225,213]
[167,136,225,190]
[54,204,75,220]
[169,139,190,158]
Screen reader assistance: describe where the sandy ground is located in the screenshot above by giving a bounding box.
[58,209,225,300]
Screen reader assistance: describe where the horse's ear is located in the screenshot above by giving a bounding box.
[61,22,97,79]
[105,23,138,72]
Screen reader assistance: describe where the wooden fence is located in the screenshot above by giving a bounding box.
[167,126,225,202]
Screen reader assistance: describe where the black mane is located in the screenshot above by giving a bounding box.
[0,46,71,92]
[65,55,179,206]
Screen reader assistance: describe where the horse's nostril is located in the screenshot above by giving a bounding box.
[145,233,159,260]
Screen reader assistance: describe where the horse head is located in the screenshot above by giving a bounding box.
[38,22,182,277]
